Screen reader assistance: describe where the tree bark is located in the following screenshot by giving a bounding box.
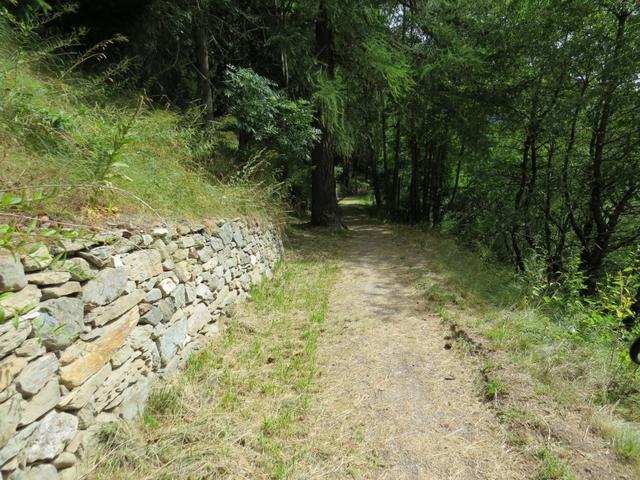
[391,119,401,216]
[192,7,214,123]
[409,134,420,224]
[310,0,339,226]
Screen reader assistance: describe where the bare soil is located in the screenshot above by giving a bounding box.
[297,201,633,479]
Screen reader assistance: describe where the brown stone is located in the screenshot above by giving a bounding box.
[0,354,27,391]
[41,281,82,300]
[58,363,111,411]
[26,271,71,286]
[59,307,139,388]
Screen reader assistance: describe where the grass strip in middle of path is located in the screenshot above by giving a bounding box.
[91,240,339,480]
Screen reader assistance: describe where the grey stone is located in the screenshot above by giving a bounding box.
[0,421,38,466]
[151,227,169,238]
[141,234,153,246]
[110,344,136,368]
[202,257,218,271]
[64,431,84,454]
[233,229,245,247]
[51,238,95,255]
[145,288,162,303]
[176,224,191,235]
[0,320,32,360]
[14,339,45,359]
[201,322,220,337]
[0,355,27,391]
[180,236,196,248]
[25,411,78,463]
[138,302,151,315]
[21,246,53,273]
[129,326,160,369]
[8,464,59,480]
[195,284,214,301]
[140,306,163,326]
[197,246,214,263]
[173,284,186,309]
[85,290,144,327]
[210,237,224,251]
[125,280,136,293]
[53,452,77,469]
[62,257,94,281]
[15,353,58,396]
[122,250,162,283]
[117,373,154,420]
[79,245,114,268]
[41,281,82,300]
[26,271,70,286]
[58,363,111,411]
[94,358,146,412]
[162,258,175,271]
[113,239,136,255]
[0,395,21,448]
[109,255,124,268]
[79,327,102,342]
[157,316,188,365]
[187,304,211,335]
[173,248,188,261]
[185,284,197,304]
[217,224,234,245]
[0,285,41,320]
[19,378,59,426]
[82,268,127,307]
[36,298,84,350]
[175,261,191,283]
[207,275,225,292]
[76,402,96,429]
[158,278,176,296]
[0,253,27,292]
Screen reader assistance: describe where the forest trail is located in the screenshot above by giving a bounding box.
[300,199,629,480]
[304,199,531,479]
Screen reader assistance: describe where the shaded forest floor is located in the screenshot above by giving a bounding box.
[91,199,637,479]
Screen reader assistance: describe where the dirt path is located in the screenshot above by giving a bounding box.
[302,202,531,479]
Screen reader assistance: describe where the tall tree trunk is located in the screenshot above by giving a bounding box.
[580,10,628,293]
[422,141,433,223]
[193,7,214,123]
[446,142,464,213]
[369,143,382,208]
[311,0,339,226]
[391,119,401,216]
[409,134,420,224]
[381,108,391,209]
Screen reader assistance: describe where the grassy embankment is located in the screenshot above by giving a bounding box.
[0,21,283,227]
[90,232,340,479]
[410,229,640,477]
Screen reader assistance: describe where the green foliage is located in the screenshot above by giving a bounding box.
[0,19,285,223]
[225,66,318,162]
[534,448,575,480]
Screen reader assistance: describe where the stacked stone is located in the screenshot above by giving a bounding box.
[0,220,283,479]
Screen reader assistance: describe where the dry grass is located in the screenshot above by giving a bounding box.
[88,232,339,479]
[408,229,640,478]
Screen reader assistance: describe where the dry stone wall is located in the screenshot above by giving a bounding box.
[0,219,283,479]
